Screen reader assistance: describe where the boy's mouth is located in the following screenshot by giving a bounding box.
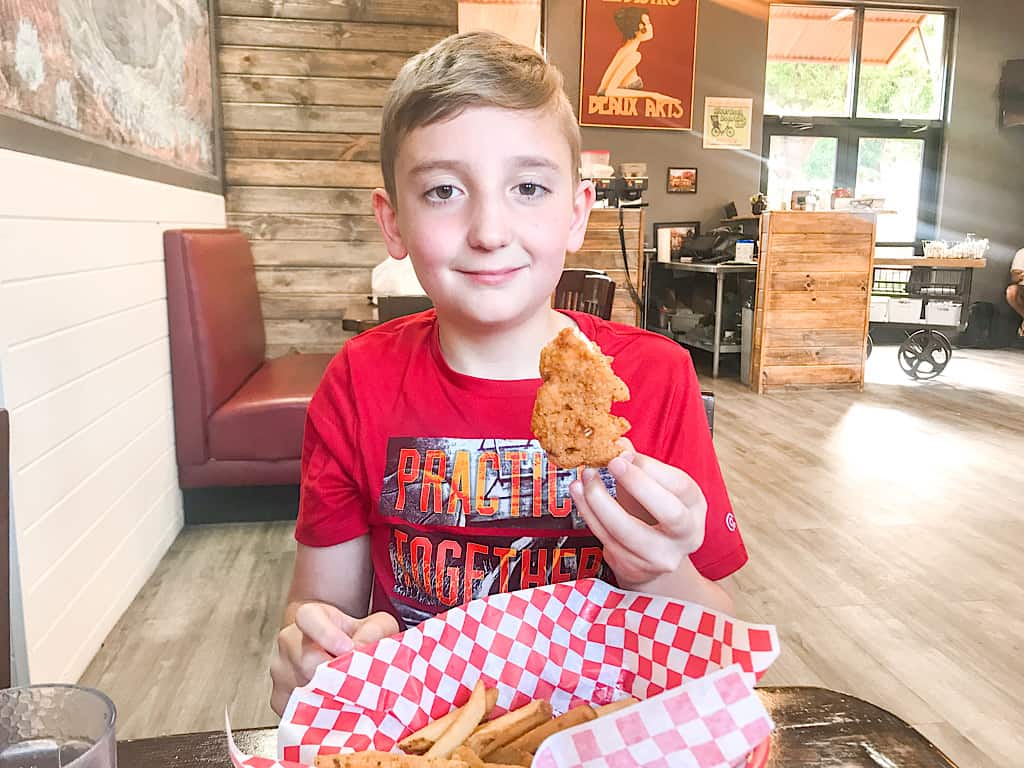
[457,266,527,286]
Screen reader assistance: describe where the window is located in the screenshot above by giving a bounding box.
[766,135,839,207]
[857,10,946,120]
[762,4,953,252]
[765,6,855,117]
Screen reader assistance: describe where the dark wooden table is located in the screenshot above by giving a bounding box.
[117,687,959,767]
[341,316,379,334]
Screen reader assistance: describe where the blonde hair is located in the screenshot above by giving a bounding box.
[380,31,580,208]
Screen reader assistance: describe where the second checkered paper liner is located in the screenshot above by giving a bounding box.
[230,578,780,768]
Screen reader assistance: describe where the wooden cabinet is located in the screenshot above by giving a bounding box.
[565,208,644,327]
[750,211,875,392]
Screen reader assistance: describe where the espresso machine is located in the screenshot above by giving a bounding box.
[589,163,648,208]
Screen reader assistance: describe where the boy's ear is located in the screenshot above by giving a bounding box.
[565,179,597,253]
[371,188,409,260]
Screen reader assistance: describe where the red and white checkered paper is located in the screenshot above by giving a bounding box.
[229,579,778,768]
[530,665,772,768]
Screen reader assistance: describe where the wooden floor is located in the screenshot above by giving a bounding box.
[79,523,294,739]
[81,346,1024,768]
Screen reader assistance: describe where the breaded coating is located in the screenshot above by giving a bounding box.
[531,328,630,468]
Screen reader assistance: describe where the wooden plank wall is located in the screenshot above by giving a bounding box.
[216,0,457,356]
[750,212,875,392]
[567,208,644,327]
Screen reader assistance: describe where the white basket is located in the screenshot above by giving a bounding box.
[924,301,962,326]
[869,296,889,322]
[887,297,924,323]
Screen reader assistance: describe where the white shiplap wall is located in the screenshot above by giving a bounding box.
[0,149,226,683]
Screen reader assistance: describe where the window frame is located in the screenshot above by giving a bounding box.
[761,2,956,250]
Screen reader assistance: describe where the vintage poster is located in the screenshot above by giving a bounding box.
[702,97,753,150]
[579,0,699,131]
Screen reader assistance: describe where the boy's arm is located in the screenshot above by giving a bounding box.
[624,547,735,616]
[283,537,374,626]
[570,346,744,616]
[271,536,399,716]
[572,451,736,616]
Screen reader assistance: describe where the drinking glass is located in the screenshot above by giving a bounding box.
[0,685,116,768]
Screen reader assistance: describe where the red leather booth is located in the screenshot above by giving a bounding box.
[164,229,333,488]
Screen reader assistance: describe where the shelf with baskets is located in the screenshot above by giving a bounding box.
[869,264,978,329]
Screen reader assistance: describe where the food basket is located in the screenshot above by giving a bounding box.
[230,580,779,768]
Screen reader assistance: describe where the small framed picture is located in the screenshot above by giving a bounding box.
[667,167,698,194]
[653,221,701,262]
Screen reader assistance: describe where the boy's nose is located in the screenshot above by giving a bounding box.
[466,196,512,252]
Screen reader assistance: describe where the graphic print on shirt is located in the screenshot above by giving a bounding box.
[380,437,615,627]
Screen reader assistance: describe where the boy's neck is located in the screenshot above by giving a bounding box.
[436,308,578,380]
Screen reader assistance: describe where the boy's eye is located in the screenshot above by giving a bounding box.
[428,184,456,200]
[516,182,547,197]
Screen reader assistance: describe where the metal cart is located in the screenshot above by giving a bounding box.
[644,260,758,377]
[867,255,987,379]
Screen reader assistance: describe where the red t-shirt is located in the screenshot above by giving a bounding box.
[297,310,747,628]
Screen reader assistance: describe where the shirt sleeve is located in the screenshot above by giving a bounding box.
[296,347,372,547]
[1013,248,1024,273]
[657,349,748,581]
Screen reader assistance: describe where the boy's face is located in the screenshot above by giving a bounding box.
[373,106,594,332]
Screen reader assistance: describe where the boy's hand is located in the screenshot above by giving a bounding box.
[270,601,399,716]
[569,438,707,591]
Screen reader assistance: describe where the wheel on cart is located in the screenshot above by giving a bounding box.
[866,334,874,359]
[897,329,952,380]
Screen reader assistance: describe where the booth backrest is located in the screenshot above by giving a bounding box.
[164,229,267,465]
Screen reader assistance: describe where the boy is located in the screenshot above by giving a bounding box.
[270,31,747,716]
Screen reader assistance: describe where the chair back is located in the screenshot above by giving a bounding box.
[580,274,616,320]
[163,229,267,468]
[554,269,615,320]
[701,391,715,436]
[1,409,11,688]
[554,269,604,312]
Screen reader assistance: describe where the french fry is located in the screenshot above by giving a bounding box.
[497,704,593,757]
[464,700,552,758]
[401,689,499,754]
[329,687,644,766]
[487,704,593,757]
[314,752,469,768]
[591,697,640,717]
[478,745,532,767]
[480,689,500,721]
[426,681,489,759]
[451,747,486,768]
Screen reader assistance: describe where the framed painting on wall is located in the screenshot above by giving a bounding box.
[667,167,698,193]
[702,97,753,150]
[578,0,698,130]
[0,0,222,193]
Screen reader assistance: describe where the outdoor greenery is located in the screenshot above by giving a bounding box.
[765,15,944,119]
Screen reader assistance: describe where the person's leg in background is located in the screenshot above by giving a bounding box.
[1007,283,1024,335]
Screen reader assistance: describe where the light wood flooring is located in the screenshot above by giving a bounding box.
[81,346,1024,767]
